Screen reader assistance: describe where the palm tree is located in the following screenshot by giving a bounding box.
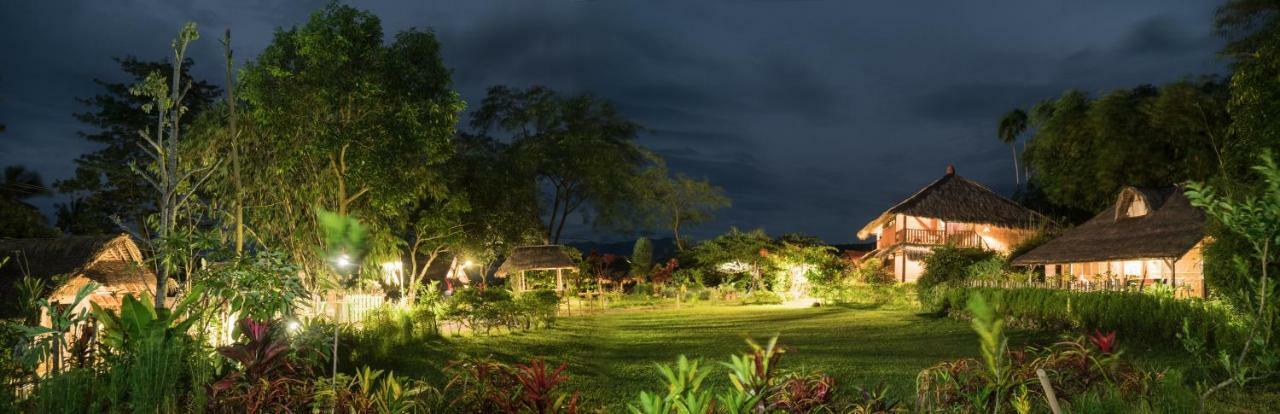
[997,109,1028,187]
[1,165,49,202]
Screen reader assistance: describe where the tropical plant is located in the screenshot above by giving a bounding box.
[1183,150,1280,411]
[16,283,97,375]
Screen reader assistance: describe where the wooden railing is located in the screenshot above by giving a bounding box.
[895,229,985,248]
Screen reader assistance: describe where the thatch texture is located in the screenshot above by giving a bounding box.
[1011,186,1204,265]
[857,166,1045,239]
[0,234,155,317]
[494,245,577,277]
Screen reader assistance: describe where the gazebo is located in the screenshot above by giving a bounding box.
[494,245,578,292]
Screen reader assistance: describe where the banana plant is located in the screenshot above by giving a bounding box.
[16,282,97,375]
[91,284,205,353]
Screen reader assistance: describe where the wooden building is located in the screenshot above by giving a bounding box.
[857,166,1045,282]
[1011,186,1207,297]
[0,234,159,322]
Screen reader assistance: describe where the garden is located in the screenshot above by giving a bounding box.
[4,1,1280,413]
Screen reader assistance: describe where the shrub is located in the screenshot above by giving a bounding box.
[516,289,561,329]
[446,357,580,413]
[917,246,998,293]
[916,293,1188,413]
[627,337,839,414]
[924,285,1243,347]
[739,290,784,305]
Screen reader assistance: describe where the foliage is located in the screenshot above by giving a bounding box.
[917,246,999,293]
[628,337,838,414]
[639,162,732,251]
[690,228,775,291]
[446,357,580,414]
[192,250,306,322]
[214,2,463,276]
[57,57,220,234]
[0,166,58,238]
[469,85,652,244]
[632,237,654,278]
[917,293,1182,413]
[15,283,97,375]
[925,285,1243,346]
[1022,80,1236,217]
[1183,151,1280,409]
[738,290,784,305]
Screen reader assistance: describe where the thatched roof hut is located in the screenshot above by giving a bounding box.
[0,234,156,318]
[857,166,1045,239]
[495,245,577,292]
[1012,186,1204,265]
[495,245,577,276]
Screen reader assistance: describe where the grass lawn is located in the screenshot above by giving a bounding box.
[363,303,1046,411]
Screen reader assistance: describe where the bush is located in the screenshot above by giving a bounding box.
[924,285,1243,347]
[516,289,561,329]
[816,284,916,308]
[739,290,784,305]
[917,246,999,292]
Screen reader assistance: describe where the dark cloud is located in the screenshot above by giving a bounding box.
[0,0,1227,243]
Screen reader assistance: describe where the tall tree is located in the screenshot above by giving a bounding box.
[1022,80,1233,216]
[57,57,219,234]
[224,3,463,279]
[649,169,731,251]
[997,109,1027,186]
[470,85,650,244]
[130,22,217,309]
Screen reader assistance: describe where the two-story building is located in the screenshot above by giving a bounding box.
[857,166,1045,282]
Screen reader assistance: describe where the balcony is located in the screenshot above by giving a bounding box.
[895,229,985,249]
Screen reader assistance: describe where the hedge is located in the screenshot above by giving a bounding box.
[924,284,1245,348]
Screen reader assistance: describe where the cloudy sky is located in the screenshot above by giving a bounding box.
[0,0,1226,243]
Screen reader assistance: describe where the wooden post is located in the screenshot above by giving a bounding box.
[1037,369,1063,414]
[556,268,564,292]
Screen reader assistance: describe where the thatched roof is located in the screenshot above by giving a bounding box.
[494,245,577,277]
[857,166,1046,239]
[1011,186,1204,265]
[0,234,155,316]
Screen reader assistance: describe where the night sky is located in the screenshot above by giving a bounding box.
[0,1,1226,243]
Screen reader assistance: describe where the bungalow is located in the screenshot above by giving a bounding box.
[857,166,1045,282]
[1011,186,1207,298]
[0,234,160,324]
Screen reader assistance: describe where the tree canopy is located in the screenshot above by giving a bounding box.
[57,57,220,234]
[202,3,464,276]
[469,85,653,244]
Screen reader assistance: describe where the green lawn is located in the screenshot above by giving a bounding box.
[366,304,1041,410]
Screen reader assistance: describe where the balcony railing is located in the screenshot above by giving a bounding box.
[895,229,985,249]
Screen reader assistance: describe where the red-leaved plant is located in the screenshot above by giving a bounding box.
[209,319,310,412]
[1088,330,1117,354]
[447,357,580,414]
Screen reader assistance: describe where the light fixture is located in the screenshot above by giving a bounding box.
[335,254,352,269]
[463,259,475,268]
[287,320,301,333]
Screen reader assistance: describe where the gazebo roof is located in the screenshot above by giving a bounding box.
[494,245,577,277]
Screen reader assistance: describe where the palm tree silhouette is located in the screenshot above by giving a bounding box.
[997,109,1028,187]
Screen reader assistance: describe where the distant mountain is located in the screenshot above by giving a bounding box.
[568,237,678,261]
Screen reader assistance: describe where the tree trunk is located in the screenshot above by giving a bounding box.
[1009,143,1021,187]
[224,29,244,255]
